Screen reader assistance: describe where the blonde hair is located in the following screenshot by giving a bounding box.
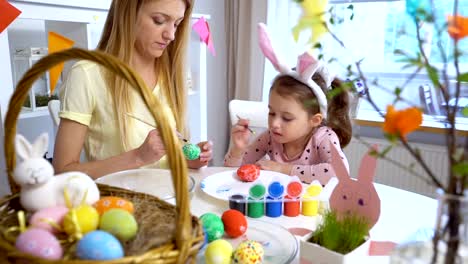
[97,0,193,150]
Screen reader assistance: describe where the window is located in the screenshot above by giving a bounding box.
[264,0,468,122]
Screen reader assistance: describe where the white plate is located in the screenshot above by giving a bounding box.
[200,170,292,201]
[197,219,298,263]
[96,168,195,204]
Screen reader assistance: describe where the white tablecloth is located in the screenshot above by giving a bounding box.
[188,167,438,263]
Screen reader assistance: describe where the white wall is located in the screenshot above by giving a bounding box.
[193,0,228,166]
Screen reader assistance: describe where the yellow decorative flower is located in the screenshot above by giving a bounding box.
[383,105,423,139]
[292,0,329,45]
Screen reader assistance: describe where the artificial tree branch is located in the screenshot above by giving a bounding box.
[399,137,446,191]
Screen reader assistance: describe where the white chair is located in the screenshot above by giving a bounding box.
[228,99,269,129]
[228,99,269,152]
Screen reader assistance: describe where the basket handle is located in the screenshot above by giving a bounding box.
[3,48,193,260]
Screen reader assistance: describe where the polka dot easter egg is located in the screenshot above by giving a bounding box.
[29,205,69,234]
[204,239,233,264]
[237,164,260,182]
[221,209,247,238]
[200,213,224,242]
[76,230,124,260]
[94,196,134,215]
[233,240,264,264]
[183,143,201,160]
[15,228,63,260]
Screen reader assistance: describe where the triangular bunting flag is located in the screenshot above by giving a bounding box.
[0,0,21,33]
[48,32,74,94]
[192,17,216,56]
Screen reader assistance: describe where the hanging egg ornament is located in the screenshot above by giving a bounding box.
[183,143,201,160]
[94,196,134,215]
[29,205,69,234]
[76,230,124,260]
[15,228,63,260]
[221,209,247,238]
[200,213,224,242]
[63,205,99,236]
[204,239,233,264]
[232,240,264,264]
[99,208,138,242]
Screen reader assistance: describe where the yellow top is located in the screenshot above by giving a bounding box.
[59,60,176,167]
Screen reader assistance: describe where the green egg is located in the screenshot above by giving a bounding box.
[200,213,224,242]
[99,209,138,242]
[183,143,201,160]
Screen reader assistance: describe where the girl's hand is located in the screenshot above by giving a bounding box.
[231,118,252,151]
[256,160,292,175]
[136,129,166,166]
[187,140,213,169]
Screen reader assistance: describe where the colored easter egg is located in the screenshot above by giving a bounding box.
[63,205,99,236]
[237,164,260,182]
[94,196,134,215]
[76,230,124,260]
[232,240,264,264]
[200,213,224,242]
[221,209,247,238]
[15,228,63,260]
[204,239,233,264]
[183,143,201,160]
[99,209,138,242]
[29,206,69,234]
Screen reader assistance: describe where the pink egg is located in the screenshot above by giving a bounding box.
[29,206,69,234]
[15,228,63,260]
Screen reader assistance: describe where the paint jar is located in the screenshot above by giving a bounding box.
[301,183,322,216]
[265,180,284,217]
[247,183,266,218]
[229,194,246,215]
[284,195,300,217]
[284,177,303,217]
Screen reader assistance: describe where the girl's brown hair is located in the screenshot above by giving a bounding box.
[271,74,352,147]
[97,0,193,150]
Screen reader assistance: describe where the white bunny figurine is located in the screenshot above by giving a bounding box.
[13,133,100,212]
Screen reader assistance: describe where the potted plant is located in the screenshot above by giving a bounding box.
[300,147,382,263]
[301,211,371,263]
[292,0,467,263]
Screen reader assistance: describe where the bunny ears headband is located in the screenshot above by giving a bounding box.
[258,23,333,118]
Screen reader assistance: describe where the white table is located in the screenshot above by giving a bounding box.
[188,167,438,263]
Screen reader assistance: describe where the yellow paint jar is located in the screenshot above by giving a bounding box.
[301,194,319,216]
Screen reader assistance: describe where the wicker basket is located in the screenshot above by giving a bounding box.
[0,48,204,263]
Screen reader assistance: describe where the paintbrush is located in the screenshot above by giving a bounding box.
[125,112,189,143]
[236,114,256,134]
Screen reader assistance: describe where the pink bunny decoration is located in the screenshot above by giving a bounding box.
[257,23,332,118]
[329,146,381,229]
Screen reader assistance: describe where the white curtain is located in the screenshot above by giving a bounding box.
[225,0,268,102]
[262,0,309,101]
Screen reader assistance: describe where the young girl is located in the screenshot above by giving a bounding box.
[224,23,352,185]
